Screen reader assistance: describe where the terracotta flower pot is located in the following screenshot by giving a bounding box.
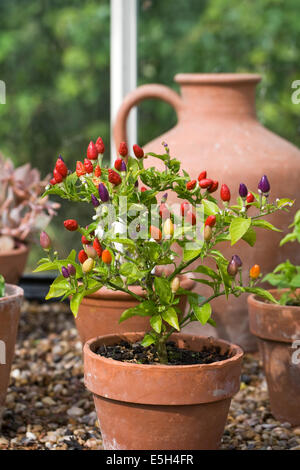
[0,284,24,427]
[75,275,195,344]
[114,73,300,351]
[84,332,243,450]
[248,289,300,425]
[0,242,30,284]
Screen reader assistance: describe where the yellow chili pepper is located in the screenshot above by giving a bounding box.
[204,225,212,242]
[171,277,180,293]
[163,218,174,238]
[82,257,94,273]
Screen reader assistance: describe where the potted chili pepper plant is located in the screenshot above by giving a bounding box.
[0,275,24,427]
[248,209,300,425]
[36,138,291,449]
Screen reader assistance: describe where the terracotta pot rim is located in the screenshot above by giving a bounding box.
[0,284,24,302]
[0,241,29,258]
[84,332,243,371]
[82,274,195,301]
[247,288,300,312]
[175,73,262,85]
[84,332,243,405]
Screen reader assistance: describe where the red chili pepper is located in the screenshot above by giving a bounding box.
[108,169,122,186]
[84,158,93,174]
[55,158,68,178]
[102,249,112,264]
[50,178,56,185]
[63,219,78,231]
[181,201,190,216]
[76,161,86,177]
[208,180,219,193]
[93,238,103,257]
[186,210,196,225]
[220,184,231,202]
[81,235,90,245]
[186,180,197,190]
[53,168,63,183]
[246,192,254,203]
[133,144,144,159]
[199,178,213,189]
[95,137,105,154]
[141,187,147,192]
[198,171,207,182]
[205,215,216,227]
[87,141,98,160]
[78,249,88,264]
[114,158,123,171]
[119,142,128,157]
[94,165,101,177]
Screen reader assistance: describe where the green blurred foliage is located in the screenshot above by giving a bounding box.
[0,0,299,271]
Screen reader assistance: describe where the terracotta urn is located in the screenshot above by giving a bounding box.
[248,290,300,425]
[114,73,300,351]
[0,284,23,427]
[75,275,195,344]
[0,242,29,284]
[84,332,243,450]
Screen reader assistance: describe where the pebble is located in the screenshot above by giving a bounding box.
[0,300,299,451]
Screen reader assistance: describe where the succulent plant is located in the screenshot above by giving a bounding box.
[0,152,59,252]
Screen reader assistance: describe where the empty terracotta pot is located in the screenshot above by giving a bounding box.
[0,243,29,284]
[84,332,243,450]
[114,73,300,351]
[0,284,24,427]
[248,290,300,425]
[75,275,195,344]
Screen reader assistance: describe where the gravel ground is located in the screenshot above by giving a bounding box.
[0,301,300,450]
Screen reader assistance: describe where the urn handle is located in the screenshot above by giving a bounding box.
[113,84,183,149]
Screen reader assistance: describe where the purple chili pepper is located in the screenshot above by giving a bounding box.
[232,255,243,268]
[239,183,248,199]
[258,175,270,194]
[161,193,168,203]
[61,266,69,278]
[67,264,76,276]
[98,183,109,202]
[134,180,139,188]
[91,194,100,207]
[120,160,127,172]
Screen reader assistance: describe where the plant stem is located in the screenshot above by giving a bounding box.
[157,335,168,364]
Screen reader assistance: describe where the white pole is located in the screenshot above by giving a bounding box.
[110,0,137,163]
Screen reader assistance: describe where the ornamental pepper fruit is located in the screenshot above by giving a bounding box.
[76,161,86,177]
[150,225,162,242]
[163,218,174,238]
[258,175,270,194]
[205,215,216,227]
[246,192,255,204]
[78,249,88,264]
[102,249,112,264]
[91,194,100,207]
[95,137,105,154]
[220,184,231,202]
[199,178,213,189]
[239,183,248,199]
[53,168,63,183]
[81,235,90,245]
[208,180,219,193]
[84,245,98,259]
[186,180,197,190]
[98,183,109,202]
[186,210,196,226]
[93,238,103,257]
[63,219,78,231]
[40,231,51,250]
[204,225,212,241]
[108,169,122,186]
[61,266,69,278]
[114,158,123,171]
[94,165,101,177]
[198,171,207,182]
[227,255,242,277]
[133,144,144,159]
[50,178,56,185]
[67,264,76,277]
[82,257,94,273]
[250,264,260,279]
[84,158,93,174]
[119,142,128,157]
[181,201,190,216]
[87,141,98,160]
[55,157,68,178]
[141,187,147,192]
[171,277,180,293]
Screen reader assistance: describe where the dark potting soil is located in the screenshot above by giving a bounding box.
[95,340,232,365]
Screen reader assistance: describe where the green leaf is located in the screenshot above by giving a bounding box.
[193,302,212,325]
[191,278,215,288]
[70,290,85,316]
[229,217,251,245]
[162,307,180,330]
[154,277,172,304]
[290,274,300,288]
[202,199,219,216]
[141,333,156,347]
[242,226,256,246]
[150,314,162,333]
[45,276,70,300]
[236,286,278,304]
[192,264,221,280]
[119,300,156,323]
[252,219,281,232]
[276,198,294,209]
[279,233,296,246]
